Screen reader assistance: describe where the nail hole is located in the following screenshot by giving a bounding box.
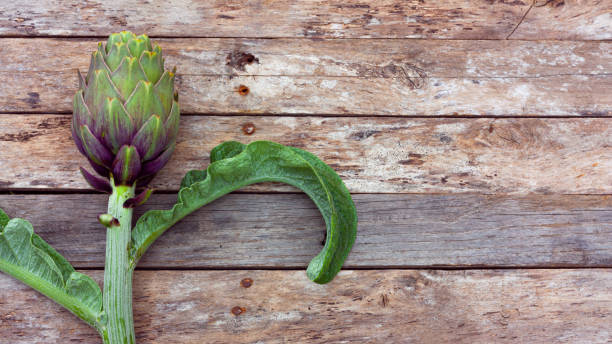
[238,85,249,96]
[241,278,253,288]
[242,122,256,135]
[231,306,246,316]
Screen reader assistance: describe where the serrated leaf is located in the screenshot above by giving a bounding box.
[0,209,103,329]
[131,141,357,284]
[179,169,207,189]
[209,140,247,163]
[0,209,9,230]
[178,141,245,189]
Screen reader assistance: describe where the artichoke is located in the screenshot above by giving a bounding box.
[72,31,179,193]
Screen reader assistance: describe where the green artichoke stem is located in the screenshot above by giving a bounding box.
[102,179,136,344]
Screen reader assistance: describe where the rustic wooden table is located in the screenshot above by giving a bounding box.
[0,1,611,343]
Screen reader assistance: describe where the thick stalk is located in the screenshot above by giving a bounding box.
[103,181,136,344]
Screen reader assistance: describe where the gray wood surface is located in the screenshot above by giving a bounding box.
[0,1,529,39]
[1,115,610,193]
[2,39,610,115]
[1,193,610,269]
[2,269,611,343]
[5,39,610,77]
[511,0,612,40]
[1,1,611,342]
[1,0,609,40]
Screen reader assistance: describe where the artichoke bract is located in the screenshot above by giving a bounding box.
[72,31,179,192]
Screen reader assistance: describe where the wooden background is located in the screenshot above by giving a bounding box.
[0,0,611,343]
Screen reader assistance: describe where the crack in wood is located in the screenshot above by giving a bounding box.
[506,0,536,39]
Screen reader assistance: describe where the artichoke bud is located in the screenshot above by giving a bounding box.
[72,31,179,192]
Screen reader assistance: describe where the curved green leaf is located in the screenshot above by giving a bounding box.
[0,209,8,229]
[0,208,103,329]
[131,141,357,284]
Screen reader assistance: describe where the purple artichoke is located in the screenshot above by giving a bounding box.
[72,31,179,192]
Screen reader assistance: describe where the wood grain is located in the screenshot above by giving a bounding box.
[5,38,610,77]
[1,193,611,269]
[1,115,610,193]
[1,1,610,342]
[0,1,530,39]
[511,0,612,40]
[2,269,612,343]
[2,0,609,40]
[1,38,610,115]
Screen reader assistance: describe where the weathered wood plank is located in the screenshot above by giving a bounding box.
[3,0,609,40]
[1,193,611,269]
[2,269,612,343]
[511,0,612,40]
[0,1,531,39]
[4,72,610,116]
[0,115,610,193]
[1,38,610,115]
[4,39,610,77]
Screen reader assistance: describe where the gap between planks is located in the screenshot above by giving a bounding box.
[4,35,612,42]
[2,112,611,119]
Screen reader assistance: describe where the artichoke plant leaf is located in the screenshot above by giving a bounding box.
[0,208,103,329]
[0,209,8,229]
[131,141,357,284]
